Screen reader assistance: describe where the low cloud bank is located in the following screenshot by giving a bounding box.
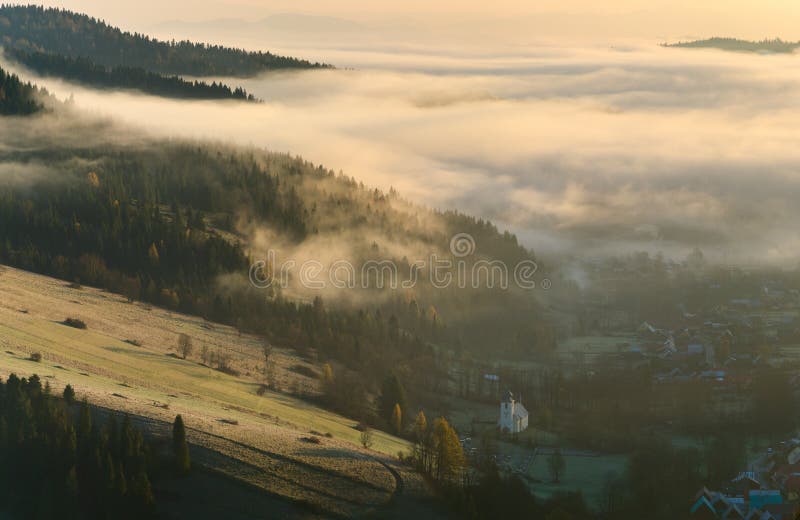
[6,43,800,265]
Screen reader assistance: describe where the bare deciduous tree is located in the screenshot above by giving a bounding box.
[360,428,374,449]
[262,340,275,385]
[178,333,193,359]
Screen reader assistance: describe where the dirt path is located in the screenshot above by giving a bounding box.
[368,457,449,520]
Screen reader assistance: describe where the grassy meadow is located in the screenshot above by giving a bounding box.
[0,265,415,516]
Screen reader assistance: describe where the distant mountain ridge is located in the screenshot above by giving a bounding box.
[0,5,332,77]
[663,37,800,54]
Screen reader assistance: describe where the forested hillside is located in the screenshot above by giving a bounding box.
[0,5,329,76]
[0,64,553,428]
[5,48,258,101]
[0,136,549,357]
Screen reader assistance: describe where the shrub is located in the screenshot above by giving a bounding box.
[214,365,239,377]
[63,318,87,329]
[29,352,42,362]
[291,364,317,378]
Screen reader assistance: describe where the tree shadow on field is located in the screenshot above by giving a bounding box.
[104,345,162,356]
[296,447,360,459]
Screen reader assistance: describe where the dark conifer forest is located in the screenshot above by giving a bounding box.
[0,5,328,77]
[5,48,259,101]
[0,64,44,114]
[0,374,158,518]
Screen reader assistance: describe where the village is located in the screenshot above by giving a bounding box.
[434,253,800,515]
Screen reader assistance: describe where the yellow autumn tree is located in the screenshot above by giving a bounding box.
[391,403,402,435]
[432,417,465,483]
[321,363,334,399]
[148,243,160,264]
[413,410,428,442]
[413,410,429,470]
[86,171,100,188]
[322,363,334,386]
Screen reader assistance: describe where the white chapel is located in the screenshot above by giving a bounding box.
[499,390,529,433]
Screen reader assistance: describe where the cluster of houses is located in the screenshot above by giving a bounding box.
[631,299,800,385]
[528,274,799,376]
[636,316,743,363]
[690,486,793,519]
[691,439,800,519]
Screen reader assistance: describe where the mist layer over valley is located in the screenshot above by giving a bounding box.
[5,39,800,266]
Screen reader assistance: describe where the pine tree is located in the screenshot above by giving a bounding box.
[172,414,191,475]
[377,373,407,427]
[129,468,155,512]
[63,384,76,404]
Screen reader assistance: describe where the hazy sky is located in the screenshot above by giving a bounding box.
[33,1,800,44]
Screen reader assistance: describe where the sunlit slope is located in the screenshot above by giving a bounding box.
[0,264,412,516]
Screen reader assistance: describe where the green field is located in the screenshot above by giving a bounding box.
[0,265,407,455]
[0,325,406,454]
[0,265,417,516]
[528,452,628,507]
[558,335,635,354]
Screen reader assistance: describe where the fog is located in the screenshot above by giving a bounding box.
[7,41,800,265]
